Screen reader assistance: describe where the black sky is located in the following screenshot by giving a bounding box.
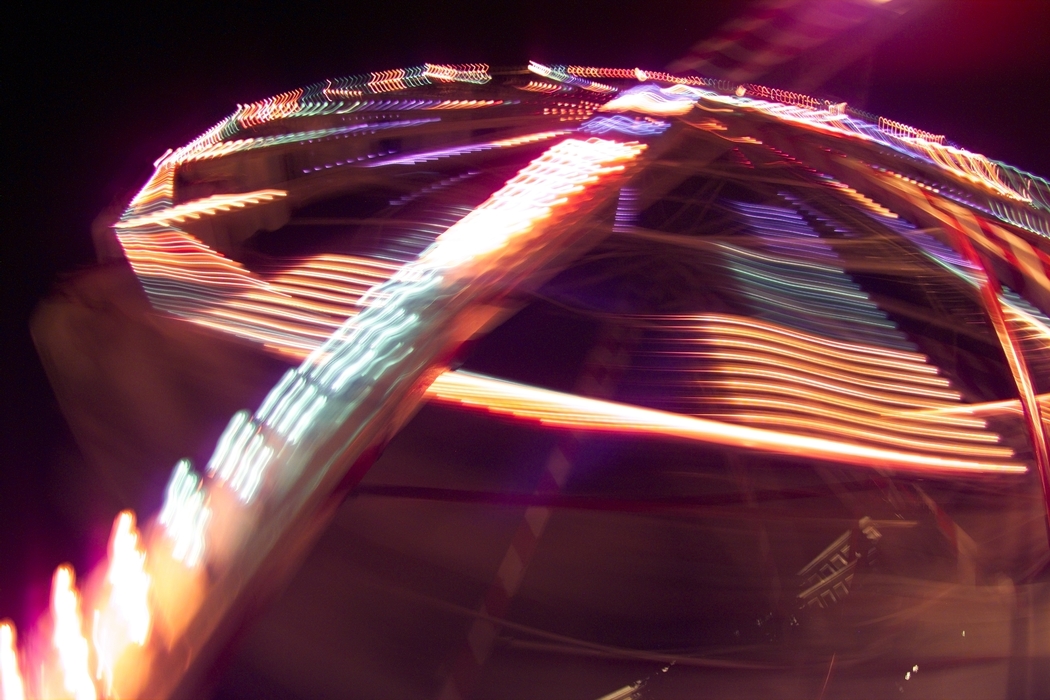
[3,0,1049,630]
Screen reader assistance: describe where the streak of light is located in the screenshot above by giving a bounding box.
[906,394,1050,418]
[0,622,25,700]
[600,84,700,116]
[323,64,491,99]
[116,190,287,229]
[237,88,304,128]
[874,172,1050,304]
[425,371,1025,475]
[366,130,569,167]
[566,65,719,89]
[158,460,211,567]
[204,138,646,503]
[518,80,574,94]
[50,566,97,700]
[579,115,670,136]
[939,204,1050,531]
[124,65,501,214]
[640,310,1011,459]
[116,229,272,304]
[527,62,616,93]
[176,118,440,164]
[93,512,151,694]
[695,88,1031,203]
[421,63,491,84]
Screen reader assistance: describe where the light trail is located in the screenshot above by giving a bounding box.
[603,79,1035,205]
[116,190,287,229]
[527,62,616,93]
[92,513,151,695]
[8,61,1050,699]
[601,83,700,116]
[425,371,1025,475]
[176,118,441,164]
[566,65,719,89]
[158,460,210,568]
[614,310,1013,459]
[2,133,648,699]
[580,115,671,136]
[518,80,573,94]
[365,130,569,167]
[207,137,646,504]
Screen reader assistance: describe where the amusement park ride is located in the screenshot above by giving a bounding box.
[3,58,1049,698]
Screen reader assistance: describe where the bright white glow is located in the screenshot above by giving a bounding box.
[158,460,211,566]
[600,84,700,116]
[50,566,97,700]
[0,622,25,700]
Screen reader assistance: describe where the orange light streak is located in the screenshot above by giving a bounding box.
[706,408,1005,454]
[115,190,287,229]
[422,63,491,84]
[564,65,715,89]
[93,512,151,694]
[518,80,572,94]
[644,314,1013,459]
[425,371,1024,475]
[674,315,939,372]
[237,89,303,128]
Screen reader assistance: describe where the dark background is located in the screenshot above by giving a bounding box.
[3,0,1049,632]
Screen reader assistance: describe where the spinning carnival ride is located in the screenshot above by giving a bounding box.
[4,63,1050,699]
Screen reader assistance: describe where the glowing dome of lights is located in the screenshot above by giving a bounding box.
[6,62,1050,699]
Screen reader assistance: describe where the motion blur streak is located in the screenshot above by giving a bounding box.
[425,371,1025,475]
[207,137,645,503]
[527,62,616,93]
[9,58,1050,698]
[50,566,96,700]
[607,79,1034,204]
[662,311,1014,458]
[170,119,439,164]
[92,513,151,694]
[601,84,700,116]
[567,65,718,88]
[0,622,25,700]
[115,190,286,229]
[580,115,671,136]
[366,130,568,166]
[158,460,210,567]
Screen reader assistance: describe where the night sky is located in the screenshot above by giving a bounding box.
[3,0,1049,632]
